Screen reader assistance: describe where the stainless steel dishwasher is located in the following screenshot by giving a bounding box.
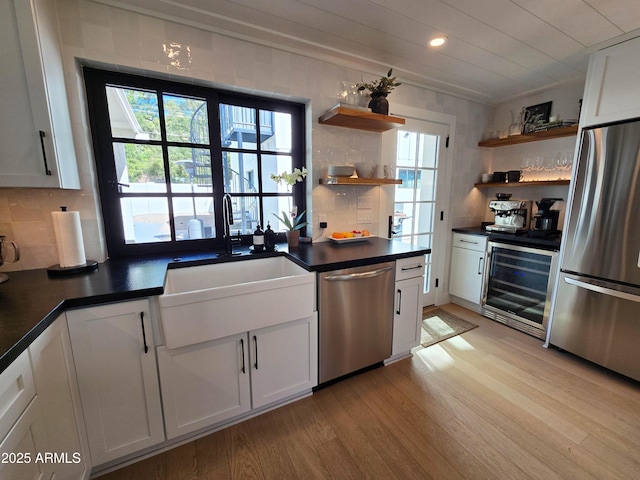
[318,261,395,383]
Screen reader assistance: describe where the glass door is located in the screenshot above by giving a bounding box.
[389,119,449,306]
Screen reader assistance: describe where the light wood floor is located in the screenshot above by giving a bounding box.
[99,304,640,479]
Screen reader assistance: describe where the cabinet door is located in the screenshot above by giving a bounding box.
[157,333,251,439]
[29,314,90,478]
[66,299,164,466]
[250,314,318,409]
[0,350,35,441]
[581,36,640,127]
[0,0,79,188]
[450,247,485,304]
[0,397,47,480]
[392,276,424,356]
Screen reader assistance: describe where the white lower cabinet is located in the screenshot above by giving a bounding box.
[391,256,426,358]
[158,314,318,440]
[28,314,90,478]
[449,233,488,308]
[67,299,165,467]
[0,397,48,480]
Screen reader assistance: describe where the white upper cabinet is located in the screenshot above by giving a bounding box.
[581,35,640,127]
[0,0,79,188]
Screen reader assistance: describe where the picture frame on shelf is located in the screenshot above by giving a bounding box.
[523,101,552,134]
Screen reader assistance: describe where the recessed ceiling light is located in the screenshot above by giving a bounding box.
[429,36,447,47]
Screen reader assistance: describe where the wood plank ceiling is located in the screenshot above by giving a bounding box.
[95,0,640,104]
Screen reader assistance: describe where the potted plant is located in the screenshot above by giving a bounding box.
[270,167,308,247]
[356,68,401,115]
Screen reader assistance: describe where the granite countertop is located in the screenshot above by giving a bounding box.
[453,226,562,250]
[0,237,430,373]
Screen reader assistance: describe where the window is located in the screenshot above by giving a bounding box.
[83,68,305,257]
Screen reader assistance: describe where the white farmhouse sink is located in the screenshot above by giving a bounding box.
[158,256,315,349]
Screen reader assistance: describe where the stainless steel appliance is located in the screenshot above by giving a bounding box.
[482,242,558,339]
[318,261,395,383]
[549,120,640,382]
[486,200,531,233]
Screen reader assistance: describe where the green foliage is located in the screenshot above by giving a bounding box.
[273,210,307,231]
[356,68,401,95]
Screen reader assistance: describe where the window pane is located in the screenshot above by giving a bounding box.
[107,87,160,140]
[417,134,438,169]
[393,203,413,236]
[120,197,170,243]
[226,196,260,234]
[222,152,258,194]
[163,94,208,144]
[396,131,417,167]
[260,111,290,152]
[414,202,434,235]
[172,197,215,240]
[113,143,166,192]
[416,168,436,200]
[262,154,293,193]
[168,147,213,192]
[220,104,257,150]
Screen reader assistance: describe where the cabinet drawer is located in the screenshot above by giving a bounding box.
[452,233,487,252]
[0,350,36,441]
[395,256,425,281]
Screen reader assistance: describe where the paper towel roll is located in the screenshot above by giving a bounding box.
[52,210,86,267]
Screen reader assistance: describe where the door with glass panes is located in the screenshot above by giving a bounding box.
[384,118,449,306]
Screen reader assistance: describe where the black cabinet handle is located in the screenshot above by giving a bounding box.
[240,338,246,374]
[396,289,402,315]
[253,335,258,370]
[139,312,149,354]
[39,131,52,176]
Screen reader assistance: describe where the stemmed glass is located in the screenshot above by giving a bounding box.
[521,157,532,182]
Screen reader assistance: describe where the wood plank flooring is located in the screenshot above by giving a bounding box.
[99,304,640,479]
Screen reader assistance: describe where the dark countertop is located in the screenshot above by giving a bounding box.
[453,226,562,251]
[0,237,430,373]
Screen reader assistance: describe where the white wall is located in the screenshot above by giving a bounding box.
[1,0,492,271]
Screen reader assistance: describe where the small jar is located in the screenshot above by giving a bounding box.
[252,225,265,251]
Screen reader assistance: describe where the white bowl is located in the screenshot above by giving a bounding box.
[328,165,355,177]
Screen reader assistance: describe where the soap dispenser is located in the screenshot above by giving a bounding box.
[252,224,265,251]
[264,223,275,251]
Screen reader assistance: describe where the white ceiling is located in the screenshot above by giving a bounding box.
[100,0,640,104]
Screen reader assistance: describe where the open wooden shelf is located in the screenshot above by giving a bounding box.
[318,105,405,132]
[478,125,578,147]
[474,180,570,188]
[319,177,402,186]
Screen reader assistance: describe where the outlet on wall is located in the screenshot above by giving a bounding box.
[358,211,372,224]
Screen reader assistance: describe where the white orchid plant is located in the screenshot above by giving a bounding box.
[270,167,308,231]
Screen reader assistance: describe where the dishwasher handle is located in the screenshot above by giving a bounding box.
[323,265,393,282]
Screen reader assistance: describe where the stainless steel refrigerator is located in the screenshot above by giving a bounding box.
[549,119,640,382]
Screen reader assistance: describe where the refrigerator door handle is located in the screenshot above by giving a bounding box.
[564,277,640,304]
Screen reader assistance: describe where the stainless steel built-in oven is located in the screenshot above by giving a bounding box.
[482,242,558,339]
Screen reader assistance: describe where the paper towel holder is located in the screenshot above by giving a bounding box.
[47,206,99,276]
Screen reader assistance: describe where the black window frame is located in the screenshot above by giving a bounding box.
[83,67,306,257]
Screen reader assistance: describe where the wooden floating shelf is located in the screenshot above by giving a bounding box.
[320,177,402,186]
[478,125,578,147]
[318,105,405,132]
[474,180,570,188]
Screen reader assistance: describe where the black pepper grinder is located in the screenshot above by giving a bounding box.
[252,224,265,251]
[264,222,275,251]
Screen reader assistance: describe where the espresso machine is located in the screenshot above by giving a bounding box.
[530,198,562,236]
[486,199,531,233]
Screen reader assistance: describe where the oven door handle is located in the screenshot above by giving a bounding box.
[564,277,640,303]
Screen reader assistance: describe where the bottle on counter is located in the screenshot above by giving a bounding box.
[252,224,265,251]
[264,223,275,251]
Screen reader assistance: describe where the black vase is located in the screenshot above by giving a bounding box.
[368,93,389,115]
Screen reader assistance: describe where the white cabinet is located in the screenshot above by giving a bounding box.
[28,313,90,479]
[449,233,488,310]
[390,256,425,359]
[67,299,165,466]
[157,333,251,439]
[250,315,318,409]
[581,35,640,127]
[158,314,318,439]
[0,0,79,188]
[0,397,48,480]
